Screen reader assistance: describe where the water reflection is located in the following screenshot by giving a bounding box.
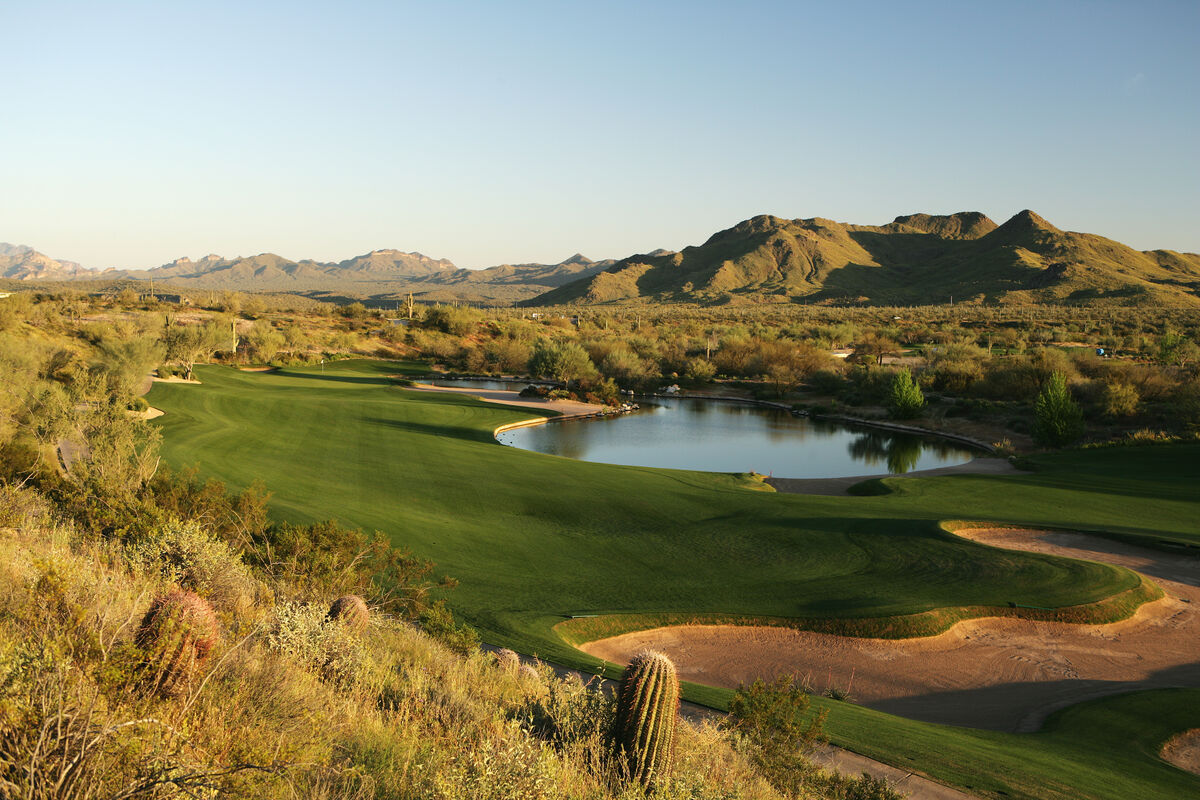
[498,397,979,479]
[846,432,925,474]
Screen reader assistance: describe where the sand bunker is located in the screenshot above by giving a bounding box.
[580,528,1200,732]
[1162,729,1200,776]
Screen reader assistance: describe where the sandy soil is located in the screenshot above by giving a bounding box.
[580,528,1200,732]
[407,382,606,419]
[129,407,165,420]
[766,457,1021,496]
[153,375,202,384]
[1162,729,1200,776]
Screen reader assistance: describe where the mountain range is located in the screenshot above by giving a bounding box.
[5,210,1199,307]
[0,246,614,303]
[526,211,1200,307]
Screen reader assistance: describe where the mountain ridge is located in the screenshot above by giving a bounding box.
[525,210,1200,307]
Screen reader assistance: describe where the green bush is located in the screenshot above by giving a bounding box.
[887,368,925,419]
[1034,371,1084,447]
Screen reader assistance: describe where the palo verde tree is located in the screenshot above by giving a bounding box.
[1034,371,1084,447]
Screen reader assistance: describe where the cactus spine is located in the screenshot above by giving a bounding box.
[327,594,370,632]
[135,589,219,696]
[612,650,679,788]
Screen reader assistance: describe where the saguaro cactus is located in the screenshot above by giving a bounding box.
[327,594,370,632]
[612,650,679,788]
[135,589,219,696]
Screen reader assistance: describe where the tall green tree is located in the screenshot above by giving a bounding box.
[887,368,925,419]
[1034,371,1084,447]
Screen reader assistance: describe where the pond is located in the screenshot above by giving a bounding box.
[496,397,980,479]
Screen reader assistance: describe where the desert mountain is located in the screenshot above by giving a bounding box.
[525,211,1200,307]
[0,243,91,280]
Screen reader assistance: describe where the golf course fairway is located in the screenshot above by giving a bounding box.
[148,360,1200,799]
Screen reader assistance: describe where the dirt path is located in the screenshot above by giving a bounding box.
[580,528,1200,733]
[407,382,607,420]
[765,457,1021,496]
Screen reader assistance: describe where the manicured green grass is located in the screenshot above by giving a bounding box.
[148,361,1200,797]
[147,361,1193,661]
[687,685,1200,800]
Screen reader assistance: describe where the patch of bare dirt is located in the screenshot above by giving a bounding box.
[580,528,1200,732]
[1162,729,1200,776]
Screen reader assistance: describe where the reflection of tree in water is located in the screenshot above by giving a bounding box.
[886,437,923,474]
[847,432,926,474]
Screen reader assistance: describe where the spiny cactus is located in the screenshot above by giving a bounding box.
[135,589,219,697]
[612,650,679,789]
[327,594,369,632]
[493,647,520,671]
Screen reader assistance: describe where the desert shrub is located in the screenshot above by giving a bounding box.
[423,305,482,336]
[1100,381,1139,418]
[684,357,716,383]
[1034,372,1084,447]
[725,675,829,797]
[268,600,368,687]
[419,601,480,657]
[126,520,270,628]
[127,396,149,412]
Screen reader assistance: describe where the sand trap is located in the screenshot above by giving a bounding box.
[1162,729,1200,776]
[580,528,1200,732]
[406,382,606,419]
[153,375,201,384]
[129,407,164,420]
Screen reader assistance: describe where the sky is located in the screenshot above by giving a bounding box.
[2,0,1198,270]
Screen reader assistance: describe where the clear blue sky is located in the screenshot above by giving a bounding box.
[2,0,1197,270]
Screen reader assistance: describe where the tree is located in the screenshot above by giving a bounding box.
[166,319,228,380]
[1034,371,1083,447]
[887,368,925,419]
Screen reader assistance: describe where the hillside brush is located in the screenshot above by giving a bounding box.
[612,650,679,789]
[134,589,219,697]
[326,594,370,632]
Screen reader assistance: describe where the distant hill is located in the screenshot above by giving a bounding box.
[525,211,1200,307]
[0,244,612,304]
[0,243,91,280]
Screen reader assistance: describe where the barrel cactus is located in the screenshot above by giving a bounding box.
[612,650,680,788]
[135,589,219,696]
[493,647,520,671]
[327,594,369,632]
